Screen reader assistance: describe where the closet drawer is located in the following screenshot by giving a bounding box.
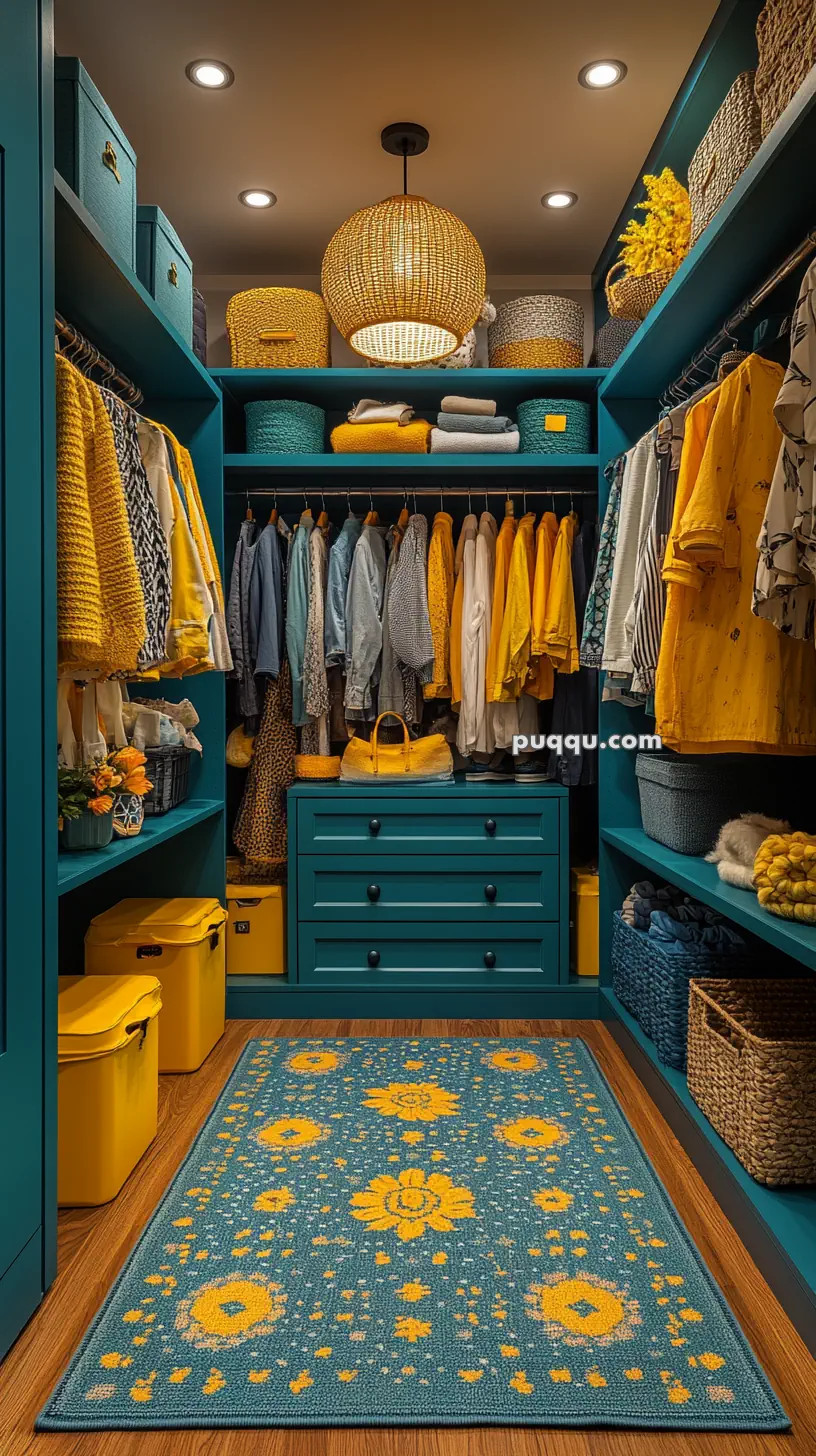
[298,922,559,987]
[296,795,559,856]
[298,855,558,921]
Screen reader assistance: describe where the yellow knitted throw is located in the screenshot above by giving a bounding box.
[330,420,431,454]
[754,831,816,923]
[56,355,146,675]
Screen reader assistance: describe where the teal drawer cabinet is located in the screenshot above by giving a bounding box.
[288,782,569,995]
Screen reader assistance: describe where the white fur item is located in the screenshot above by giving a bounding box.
[705,812,791,889]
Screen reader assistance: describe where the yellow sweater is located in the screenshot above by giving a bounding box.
[486,514,517,703]
[56,355,146,676]
[424,511,455,699]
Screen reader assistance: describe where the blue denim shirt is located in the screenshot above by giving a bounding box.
[285,511,314,727]
[324,514,361,668]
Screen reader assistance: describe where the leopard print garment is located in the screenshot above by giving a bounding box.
[233,662,296,866]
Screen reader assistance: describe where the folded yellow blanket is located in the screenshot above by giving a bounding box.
[330,420,431,454]
[754,831,816,922]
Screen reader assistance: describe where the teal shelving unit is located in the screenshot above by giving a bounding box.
[590,8,816,1357]
[57,801,223,895]
[224,452,600,476]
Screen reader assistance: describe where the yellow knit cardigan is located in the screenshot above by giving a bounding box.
[56,355,145,675]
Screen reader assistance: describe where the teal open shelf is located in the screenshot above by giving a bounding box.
[599,67,816,400]
[601,826,816,971]
[57,800,223,895]
[55,173,218,404]
[603,988,816,1336]
[211,367,607,410]
[224,451,600,477]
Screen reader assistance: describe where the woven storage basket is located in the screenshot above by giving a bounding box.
[605,261,675,321]
[142,745,191,816]
[591,317,639,366]
[636,752,752,856]
[611,912,774,1071]
[687,978,816,1185]
[756,0,816,138]
[516,398,591,454]
[226,288,330,368]
[689,73,762,244]
[245,400,325,454]
[488,295,584,369]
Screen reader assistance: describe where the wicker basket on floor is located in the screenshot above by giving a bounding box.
[687,978,816,1185]
[755,0,816,138]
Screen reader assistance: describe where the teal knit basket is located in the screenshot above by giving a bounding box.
[245,399,325,454]
[516,397,591,454]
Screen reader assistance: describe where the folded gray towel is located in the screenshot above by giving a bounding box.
[437,412,514,434]
[441,395,496,417]
[430,427,520,454]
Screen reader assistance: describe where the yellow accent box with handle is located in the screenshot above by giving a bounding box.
[85,898,227,1072]
[58,974,162,1206]
[571,867,599,977]
[226,884,286,976]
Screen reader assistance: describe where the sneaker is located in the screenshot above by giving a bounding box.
[514,756,553,784]
[465,752,514,783]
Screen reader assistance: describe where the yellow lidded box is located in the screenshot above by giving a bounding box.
[571,868,599,978]
[226,884,286,976]
[57,974,162,1206]
[85,897,227,1073]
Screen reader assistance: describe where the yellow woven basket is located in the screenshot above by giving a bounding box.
[490,339,582,369]
[605,261,675,322]
[226,288,331,368]
[295,754,341,780]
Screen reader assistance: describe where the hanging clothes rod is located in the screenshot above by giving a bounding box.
[225,486,597,498]
[55,311,143,406]
[659,226,816,408]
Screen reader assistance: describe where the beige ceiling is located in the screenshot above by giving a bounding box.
[55,0,719,278]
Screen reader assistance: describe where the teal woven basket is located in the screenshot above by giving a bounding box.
[516,397,591,454]
[245,399,325,454]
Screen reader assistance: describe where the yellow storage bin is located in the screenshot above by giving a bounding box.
[58,974,161,1206]
[226,884,286,976]
[226,287,330,368]
[571,867,599,978]
[85,898,227,1073]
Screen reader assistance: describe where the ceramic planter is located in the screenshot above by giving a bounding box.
[59,808,114,852]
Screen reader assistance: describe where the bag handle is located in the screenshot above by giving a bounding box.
[371,712,410,776]
[695,985,744,1059]
[259,330,298,343]
[605,259,628,311]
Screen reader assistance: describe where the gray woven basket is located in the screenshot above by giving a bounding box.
[689,72,762,244]
[591,317,639,367]
[635,753,751,856]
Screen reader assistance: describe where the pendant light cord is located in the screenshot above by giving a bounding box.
[402,139,408,196]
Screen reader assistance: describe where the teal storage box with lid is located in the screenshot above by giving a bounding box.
[517,397,592,454]
[136,205,194,346]
[55,57,137,271]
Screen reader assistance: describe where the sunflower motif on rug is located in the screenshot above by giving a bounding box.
[37,1037,788,1434]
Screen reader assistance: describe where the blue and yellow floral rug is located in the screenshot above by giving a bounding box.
[39,1037,787,1432]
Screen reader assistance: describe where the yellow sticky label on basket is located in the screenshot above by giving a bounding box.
[544,414,568,432]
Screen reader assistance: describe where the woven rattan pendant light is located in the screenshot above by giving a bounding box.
[321,124,486,365]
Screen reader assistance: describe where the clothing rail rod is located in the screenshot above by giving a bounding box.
[224,486,597,498]
[55,311,143,406]
[659,226,816,407]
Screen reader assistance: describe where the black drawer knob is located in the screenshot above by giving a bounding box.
[484,884,497,903]
[369,818,381,836]
[484,950,497,968]
[484,818,497,836]
[367,949,381,967]
[367,884,381,902]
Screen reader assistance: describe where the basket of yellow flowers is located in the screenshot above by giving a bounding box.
[606,168,691,321]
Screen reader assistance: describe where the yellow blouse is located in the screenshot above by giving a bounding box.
[529,512,558,700]
[424,511,455,699]
[492,512,536,701]
[541,512,579,674]
[486,514,517,704]
[656,354,816,753]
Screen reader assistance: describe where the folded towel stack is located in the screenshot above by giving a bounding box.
[430,395,520,454]
[331,419,431,454]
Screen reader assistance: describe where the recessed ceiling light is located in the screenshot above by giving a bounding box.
[541,191,577,209]
[579,59,627,89]
[239,189,277,209]
[186,59,234,89]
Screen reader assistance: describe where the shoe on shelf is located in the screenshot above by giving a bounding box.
[514,756,553,784]
[465,752,514,783]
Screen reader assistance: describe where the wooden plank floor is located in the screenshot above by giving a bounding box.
[1,1018,814,1455]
